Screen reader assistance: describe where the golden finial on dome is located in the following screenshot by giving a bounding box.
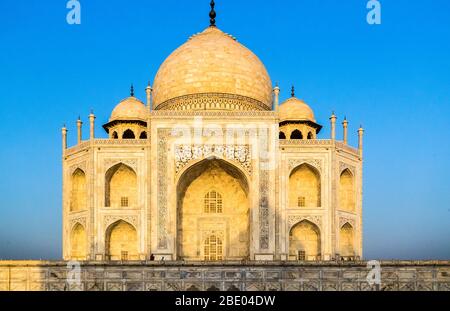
[291,85,295,97]
[209,0,217,27]
[130,84,134,97]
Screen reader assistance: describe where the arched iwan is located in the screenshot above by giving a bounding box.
[176,158,250,261]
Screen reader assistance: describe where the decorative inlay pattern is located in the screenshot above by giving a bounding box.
[259,168,269,250]
[70,217,87,229]
[175,144,251,175]
[70,162,87,175]
[94,139,147,146]
[104,158,138,172]
[288,159,323,174]
[288,215,322,229]
[157,129,171,249]
[104,215,138,229]
[280,139,333,146]
[155,93,270,111]
[259,130,270,250]
[151,110,276,118]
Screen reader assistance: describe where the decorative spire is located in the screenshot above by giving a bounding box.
[130,84,134,97]
[291,85,295,97]
[209,0,216,27]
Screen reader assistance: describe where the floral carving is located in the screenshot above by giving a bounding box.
[339,217,356,228]
[288,159,323,174]
[339,162,356,175]
[70,217,87,229]
[288,215,322,229]
[175,144,252,175]
[157,129,170,249]
[104,159,138,172]
[104,215,138,229]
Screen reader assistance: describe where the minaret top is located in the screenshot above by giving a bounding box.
[209,0,216,27]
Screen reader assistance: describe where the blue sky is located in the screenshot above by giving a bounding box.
[0,0,449,260]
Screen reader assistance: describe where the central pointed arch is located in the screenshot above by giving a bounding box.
[177,158,250,261]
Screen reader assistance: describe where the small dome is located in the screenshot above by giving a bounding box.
[110,97,147,122]
[279,97,316,122]
[152,26,273,111]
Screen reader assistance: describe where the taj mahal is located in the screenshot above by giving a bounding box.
[1,1,449,293]
[61,1,363,264]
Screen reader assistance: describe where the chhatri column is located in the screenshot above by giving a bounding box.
[89,111,95,140]
[77,117,83,144]
[342,117,348,145]
[358,126,364,157]
[273,84,280,112]
[330,112,337,141]
[62,125,68,153]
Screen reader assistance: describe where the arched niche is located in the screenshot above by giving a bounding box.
[70,169,87,212]
[289,220,321,261]
[176,158,250,261]
[339,169,355,212]
[70,223,87,260]
[339,223,355,259]
[105,220,138,261]
[105,163,137,208]
[289,163,321,208]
